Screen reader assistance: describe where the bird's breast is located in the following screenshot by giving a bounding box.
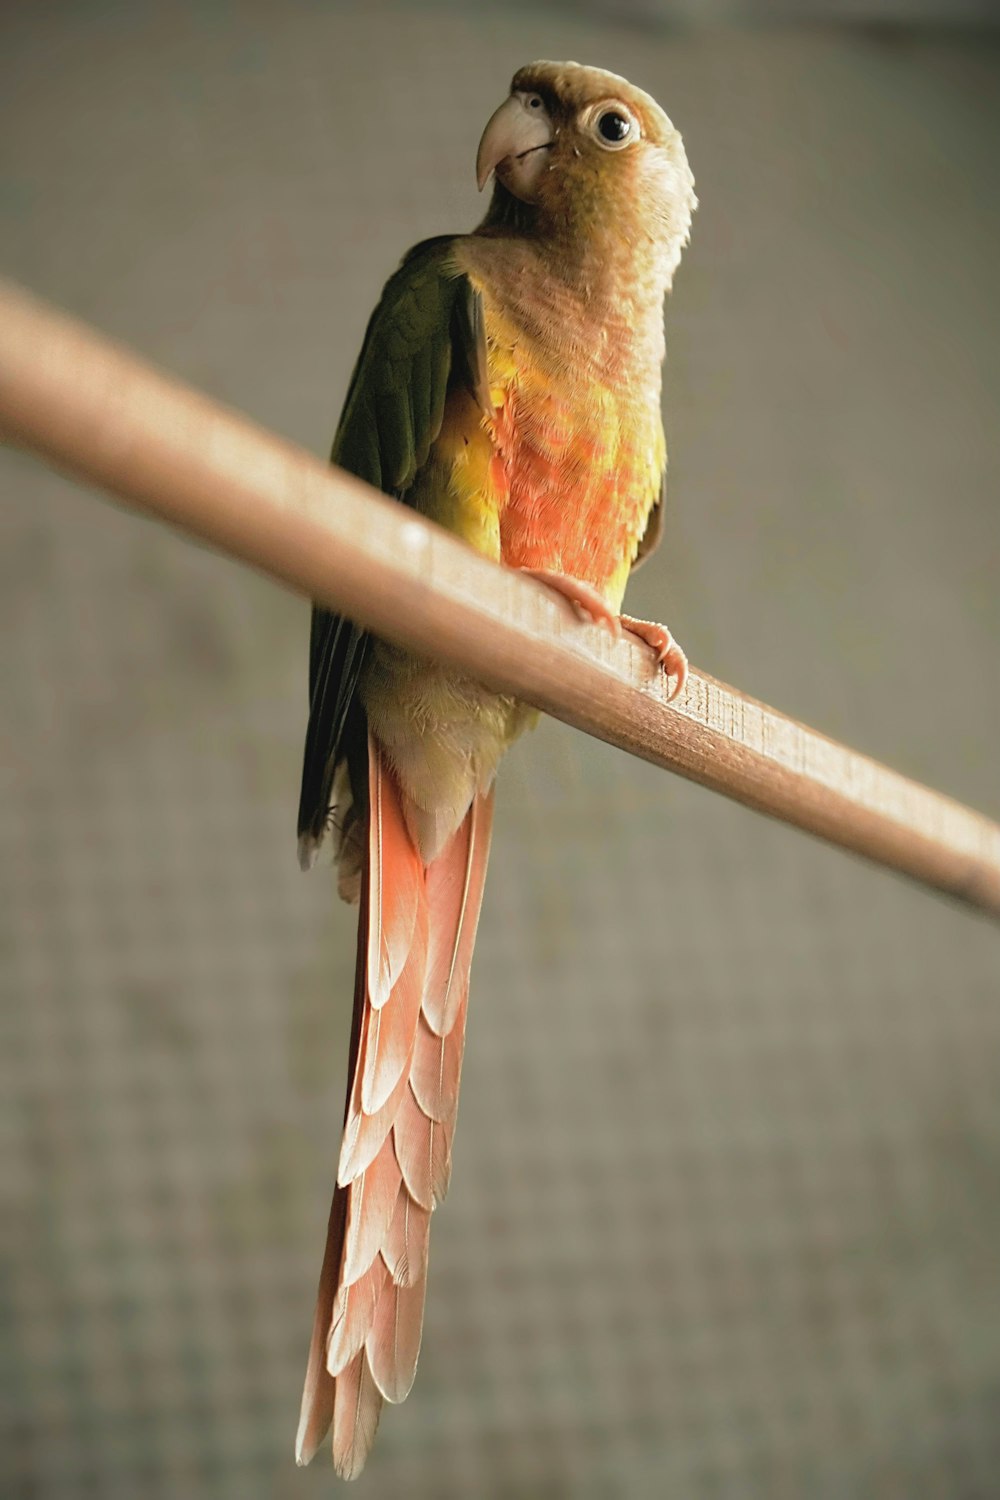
[453,239,667,606]
[487,345,664,608]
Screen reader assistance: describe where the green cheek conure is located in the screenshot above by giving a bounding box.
[294,60,696,1478]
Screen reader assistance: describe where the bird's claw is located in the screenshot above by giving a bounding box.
[620,614,688,700]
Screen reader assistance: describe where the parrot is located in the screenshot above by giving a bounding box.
[294,60,696,1478]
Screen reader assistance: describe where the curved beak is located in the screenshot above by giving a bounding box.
[476,92,554,195]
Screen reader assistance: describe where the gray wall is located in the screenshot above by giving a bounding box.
[3,5,999,1498]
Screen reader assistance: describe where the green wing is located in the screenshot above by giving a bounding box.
[297,237,489,862]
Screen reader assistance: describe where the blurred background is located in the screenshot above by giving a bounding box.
[3,3,999,1497]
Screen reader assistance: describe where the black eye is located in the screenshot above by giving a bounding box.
[598,110,630,142]
[528,95,543,109]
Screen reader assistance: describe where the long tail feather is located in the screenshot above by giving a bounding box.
[326,1256,388,1376]
[296,735,494,1478]
[424,796,493,1035]
[340,1134,402,1287]
[331,1349,383,1482]
[382,1186,431,1288]
[410,999,467,1123]
[366,1271,426,1403]
[393,1084,449,1212]
[360,902,427,1113]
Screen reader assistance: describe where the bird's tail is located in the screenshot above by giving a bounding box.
[295,734,494,1478]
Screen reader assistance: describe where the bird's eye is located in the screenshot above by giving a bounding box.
[527,94,544,110]
[583,100,639,151]
[598,111,630,142]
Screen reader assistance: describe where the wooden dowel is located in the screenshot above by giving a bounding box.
[1,275,998,920]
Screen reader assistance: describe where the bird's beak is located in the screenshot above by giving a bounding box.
[476,92,554,199]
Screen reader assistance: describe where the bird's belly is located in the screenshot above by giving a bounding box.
[361,640,535,863]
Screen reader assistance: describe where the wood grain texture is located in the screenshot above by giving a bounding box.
[1,276,997,920]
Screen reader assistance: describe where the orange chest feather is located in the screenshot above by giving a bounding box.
[486,372,663,597]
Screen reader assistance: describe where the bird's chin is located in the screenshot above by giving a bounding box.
[495,147,550,204]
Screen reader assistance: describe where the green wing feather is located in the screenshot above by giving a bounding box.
[297,237,489,862]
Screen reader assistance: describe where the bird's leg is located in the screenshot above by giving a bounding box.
[519,569,688,702]
[519,568,621,637]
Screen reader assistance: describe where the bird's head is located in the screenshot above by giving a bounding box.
[476,61,696,287]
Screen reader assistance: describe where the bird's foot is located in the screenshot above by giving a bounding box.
[620,615,688,701]
[520,570,687,700]
[519,568,621,638]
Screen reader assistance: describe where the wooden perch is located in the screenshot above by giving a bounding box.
[1,275,998,920]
